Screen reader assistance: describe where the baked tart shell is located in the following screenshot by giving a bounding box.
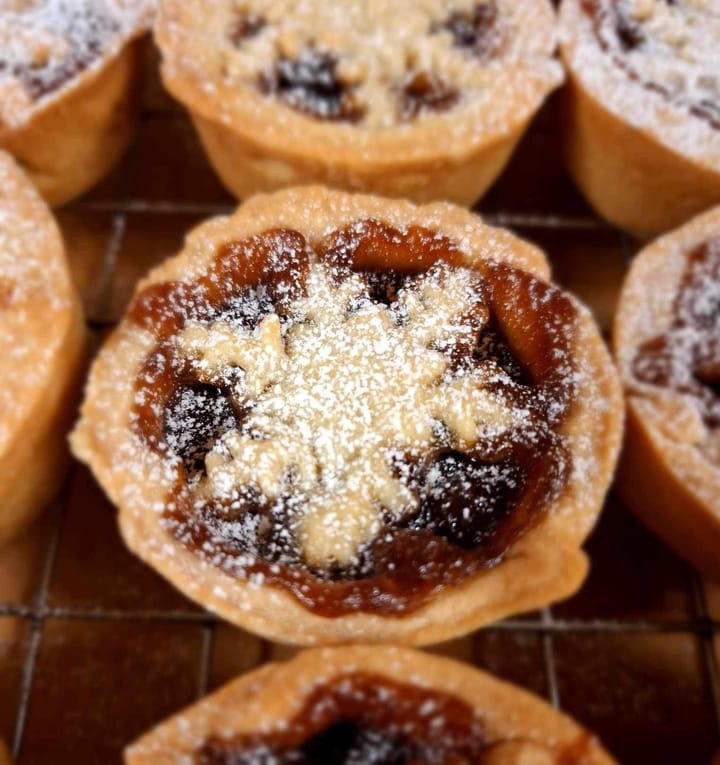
[155,0,562,205]
[72,186,623,645]
[0,151,85,544]
[0,11,149,207]
[559,0,720,240]
[125,646,615,764]
[614,206,720,581]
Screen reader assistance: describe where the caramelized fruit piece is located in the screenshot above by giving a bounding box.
[163,382,239,477]
[261,49,364,122]
[432,1,503,62]
[227,11,265,46]
[409,451,523,549]
[400,71,459,121]
[614,7,645,51]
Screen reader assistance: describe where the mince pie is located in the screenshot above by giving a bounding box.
[614,205,720,581]
[154,0,563,204]
[125,646,615,764]
[559,0,720,239]
[0,150,85,544]
[71,187,623,645]
[0,0,153,206]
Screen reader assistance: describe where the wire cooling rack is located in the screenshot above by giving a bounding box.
[0,51,719,765]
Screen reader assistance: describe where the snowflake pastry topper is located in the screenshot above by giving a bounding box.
[175,262,523,566]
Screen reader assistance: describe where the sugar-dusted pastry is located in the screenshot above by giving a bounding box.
[0,150,84,543]
[614,206,720,580]
[0,0,154,206]
[154,0,563,205]
[559,0,720,239]
[126,645,615,764]
[71,187,622,645]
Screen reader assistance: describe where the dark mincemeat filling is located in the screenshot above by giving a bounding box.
[196,673,487,765]
[430,0,505,62]
[633,237,720,427]
[129,220,577,617]
[227,10,266,46]
[258,50,459,124]
[259,48,365,123]
[0,4,119,100]
[235,2,505,124]
[581,0,720,129]
[400,71,459,121]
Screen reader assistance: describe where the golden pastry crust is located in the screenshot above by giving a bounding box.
[125,646,615,764]
[0,741,11,765]
[0,150,85,544]
[154,0,563,205]
[559,0,720,239]
[0,0,153,206]
[71,186,623,646]
[614,206,720,581]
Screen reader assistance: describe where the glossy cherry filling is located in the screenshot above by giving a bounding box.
[129,219,578,616]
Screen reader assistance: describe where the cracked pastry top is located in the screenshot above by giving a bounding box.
[125,646,616,765]
[71,187,623,646]
[154,0,563,204]
[614,205,720,579]
[0,0,152,130]
[0,149,84,543]
[560,0,720,175]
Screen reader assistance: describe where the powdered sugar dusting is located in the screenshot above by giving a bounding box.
[0,151,75,450]
[124,646,606,763]
[158,0,562,148]
[72,188,623,634]
[115,218,584,617]
[218,0,557,128]
[198,670,488,763]
[176,262,527,568]
[630,236,720,466]
[562,0,720,166]
[0,0,154,128]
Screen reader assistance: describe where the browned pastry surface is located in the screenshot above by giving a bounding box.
[71,186,623,645]
[0,0,153,205]
[560,0,720,238]
[0,149,85,544]
[154,0,563,204]
[125,646,616,764]
[614,205,720,580]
